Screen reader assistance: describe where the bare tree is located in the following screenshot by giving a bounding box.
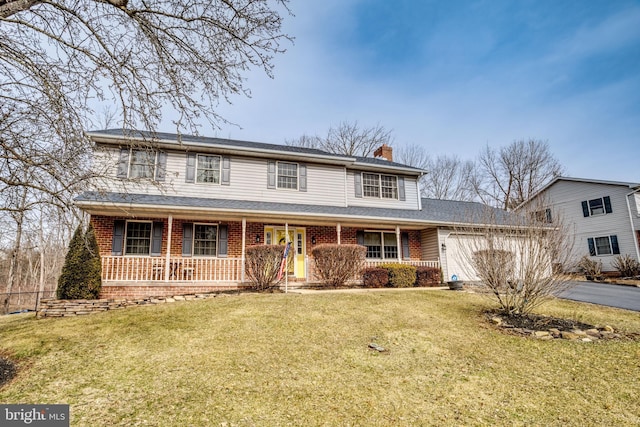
[287,121,393,157]
[471,139,563,210]
[452,199,574,316]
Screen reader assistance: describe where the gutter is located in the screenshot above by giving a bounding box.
[625,188,640,263]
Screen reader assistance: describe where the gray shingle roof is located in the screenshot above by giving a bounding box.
[76,192,517,226]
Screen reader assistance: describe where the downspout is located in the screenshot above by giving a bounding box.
[625,188,640,263]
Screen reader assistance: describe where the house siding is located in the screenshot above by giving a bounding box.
[94,145,348,207]
[526,180,640,271]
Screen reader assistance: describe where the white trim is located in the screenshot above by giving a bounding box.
[275,161,299,191]
[195,153,222,185]
[626,190,640,263]
[191,222,219,257]
[123,220,153,256]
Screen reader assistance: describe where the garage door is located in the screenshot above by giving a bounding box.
[444,234,480,282]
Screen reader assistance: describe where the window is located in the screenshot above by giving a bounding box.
[532,208,552,223]
[363,173,380,197]
[193,224,218,256]
[587,235,620,256]
[364,231,398,259]
[361,173,398,199]
[129,150,156,179]
[277,162,298,189]
[582,196,612,217]
[196,155,221,184]
[125,221,152,255]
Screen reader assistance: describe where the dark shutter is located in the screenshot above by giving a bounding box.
[151,222,163,256]
[117,149,129,178]
[545,208,552,223]
[299,164,307,192]
[156,152,167,182]
[185,153,196,183]
[604,196,612,214]
[398,177,406,201]
[221,156,231,185]
[182,223,193,257]
[401,232,410,260]
[610,235,620,254]
[354,173,362,198]
[587,238,596,256]
[356,230,365,245]
[581,201,590,217]
[112,220,125,255]
[267,161,276,188]
[218,224,228,257]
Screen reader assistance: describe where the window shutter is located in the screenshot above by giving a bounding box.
[185,153,196,183]
[356,230,365,245]
[221,156,231,185]
[182,223,193,256]
[112,220,125,255]
[587,238,596,256]
[401,232,410,260]
[581,201,590,217]
[604,196,612,214]
[218,224,228,257]
[545,208,552,223]
[299,164,307,192]
[398,177,406,201]
[267,161,276,188]
[117,149,129,178]
[151,222,163,256]
[354,173,362,198]
[610,235,620,254]
[156,152,167,182]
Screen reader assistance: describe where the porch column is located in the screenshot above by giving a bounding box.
[285,222,289,293]
[165,215,173,283]
[336,223,341,245]
[241,217,246,282]
[395,225,401,262]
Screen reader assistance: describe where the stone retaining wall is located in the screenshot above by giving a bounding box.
[36,292,227,319]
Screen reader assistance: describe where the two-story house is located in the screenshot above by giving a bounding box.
[518,177,640,273]
[77,129,510,298]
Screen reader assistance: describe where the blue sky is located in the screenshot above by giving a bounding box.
[200,0,639,183]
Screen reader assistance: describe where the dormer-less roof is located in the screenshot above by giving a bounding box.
[87,129,426,176]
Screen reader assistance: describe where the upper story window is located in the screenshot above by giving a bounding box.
[277,162,298,189]
[197,155,221,184]
[587,235,620,256]
[582,196,612,217]
[361,173,398,199]
[267,161,307,192]
[532,208,552,223]
[117,148,166,181]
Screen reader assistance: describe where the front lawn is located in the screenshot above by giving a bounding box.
[1,291,639,426]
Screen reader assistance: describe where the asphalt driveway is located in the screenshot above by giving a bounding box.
[558,281,640,312]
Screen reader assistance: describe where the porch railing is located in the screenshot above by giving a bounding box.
[101,256,243,282]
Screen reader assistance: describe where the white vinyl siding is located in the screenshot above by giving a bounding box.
[94,146,347,206]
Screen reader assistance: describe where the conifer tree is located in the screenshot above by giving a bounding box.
[57,224,102,299]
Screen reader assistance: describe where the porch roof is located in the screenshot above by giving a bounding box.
[76,192,518,228]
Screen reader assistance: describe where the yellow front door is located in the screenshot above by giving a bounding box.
[265,227,305,278]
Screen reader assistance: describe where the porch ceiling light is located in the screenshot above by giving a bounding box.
[255,234,261,243]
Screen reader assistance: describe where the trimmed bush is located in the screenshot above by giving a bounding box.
[382,263,417,288]
[312,244,366,287]
[612,254,640,278]
[577,255,602,279]
[245,245,286,291]
[57,224,102,299]
[362,267,389,288]
[415,266,442,287]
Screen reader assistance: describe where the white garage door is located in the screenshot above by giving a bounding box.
[444,234,480,282]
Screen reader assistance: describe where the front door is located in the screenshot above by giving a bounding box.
[265,227,306,279]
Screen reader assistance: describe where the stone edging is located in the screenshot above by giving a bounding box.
[36,292,227,319]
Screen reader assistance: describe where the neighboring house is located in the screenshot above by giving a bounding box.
[518,177,640,273]
[77,129,509,298]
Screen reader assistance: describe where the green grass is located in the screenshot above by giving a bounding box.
[1,291,639,426]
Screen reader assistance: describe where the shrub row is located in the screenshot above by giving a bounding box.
[362,265,442,288]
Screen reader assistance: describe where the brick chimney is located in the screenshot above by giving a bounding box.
[373,144,393,162]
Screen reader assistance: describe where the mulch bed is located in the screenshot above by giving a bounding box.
[0,356,17,388]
